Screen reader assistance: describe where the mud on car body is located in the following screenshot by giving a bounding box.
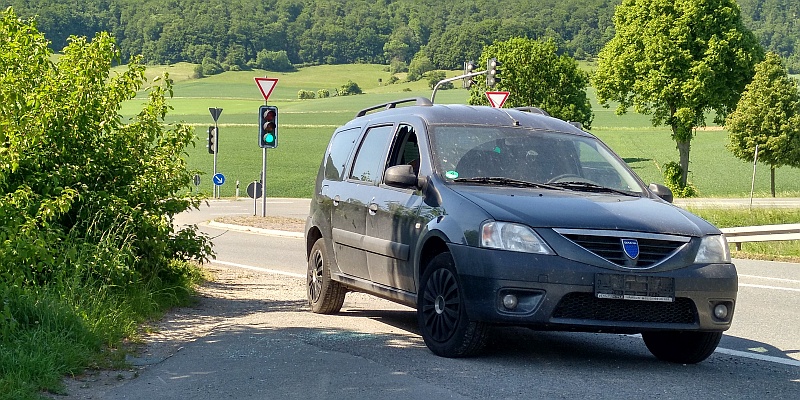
[304,98,736,363]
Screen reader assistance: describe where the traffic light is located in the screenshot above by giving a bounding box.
[259,105,278,149]
[487,58,501,87]
[463,60,475,88]
[207,126,217,154]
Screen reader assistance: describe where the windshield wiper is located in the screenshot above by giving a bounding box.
[453,177,564,191]
[548,181,640,197]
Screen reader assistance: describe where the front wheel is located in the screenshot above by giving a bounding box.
[307,239,346,314]
[417,253,488,357]
[642,331,722,364]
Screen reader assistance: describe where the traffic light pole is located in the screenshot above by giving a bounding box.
[261,147,267,217]
[430,70,486,103]
[213,121,219,198]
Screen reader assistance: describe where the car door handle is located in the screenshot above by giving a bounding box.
[368,203,378,215]
[333,195,340,207]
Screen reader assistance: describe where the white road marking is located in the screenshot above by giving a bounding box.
[714,348,800,367]
[739,283,800,293]
[739,274,800,285]
[627,334,799,367]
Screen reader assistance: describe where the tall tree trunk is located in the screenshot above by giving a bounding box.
[670,113,693,188]
[677,139,691,187]
[771,166,776,197]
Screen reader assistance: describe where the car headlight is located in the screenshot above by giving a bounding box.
[481,221,554,255]
[694,235,731,263]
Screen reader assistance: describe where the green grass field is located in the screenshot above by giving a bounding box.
[121,64,800,199]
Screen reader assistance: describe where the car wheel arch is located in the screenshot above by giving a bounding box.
[305,226,323,258]
[416,233,451,287]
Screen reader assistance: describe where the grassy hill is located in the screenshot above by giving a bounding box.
[122,64,800,199]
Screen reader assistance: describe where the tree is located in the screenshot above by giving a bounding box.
[407,51,434,82]
[427,71,453,90]
[467,37,593,129]
[594,0,763,189]
[0,8,210,286]
[726,52,800,196]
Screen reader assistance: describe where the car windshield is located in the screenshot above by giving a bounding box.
[429,125,645,194]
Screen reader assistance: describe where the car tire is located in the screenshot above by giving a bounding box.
[417,252,488,358]
[642,331,722,364]
[307,238,346,314]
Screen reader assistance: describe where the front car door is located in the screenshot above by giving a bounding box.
[365,123,425,293]
[330,124,395,281]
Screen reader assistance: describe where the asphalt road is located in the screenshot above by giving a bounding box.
[124,198,800,399]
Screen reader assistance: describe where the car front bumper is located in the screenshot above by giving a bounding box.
[448,244,738,333]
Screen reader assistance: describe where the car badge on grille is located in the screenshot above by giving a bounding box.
[622,238,640,260]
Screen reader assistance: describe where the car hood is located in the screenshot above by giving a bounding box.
[454,186,718,237]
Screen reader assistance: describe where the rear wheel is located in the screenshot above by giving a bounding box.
[417,253,488,357]
[307,239,346,314]
[642,331,722,364]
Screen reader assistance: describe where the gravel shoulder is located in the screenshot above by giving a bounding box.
[49,264,416,399]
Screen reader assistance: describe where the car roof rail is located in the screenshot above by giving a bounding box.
[512,106,550,116]
[356,97,433,118]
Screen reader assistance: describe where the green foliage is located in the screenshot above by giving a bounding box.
[594,0,764,186]
[337,80,363,96]
[5,0,800,74]
[297,89,316,99]
[662,161,698,198]
[468,38,593,129]
[407,51,434,82]
[0,8,210,398]
[389,58,408,74]
[1,5,212,289]
[201,56,223,76]
[726,52,800,169]
[427,71,453,90]
[254,50,294,72]
[738,0,800,73]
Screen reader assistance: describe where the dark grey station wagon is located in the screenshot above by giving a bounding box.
[304,98,737,363]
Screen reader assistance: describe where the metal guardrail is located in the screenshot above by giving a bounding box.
[720,223,800,251]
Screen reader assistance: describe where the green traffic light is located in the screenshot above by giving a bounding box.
[265,133,275,143]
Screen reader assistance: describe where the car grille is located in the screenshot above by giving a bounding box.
[552,293,697,324]
[559,232,687,268]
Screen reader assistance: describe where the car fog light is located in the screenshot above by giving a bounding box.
[713,304,729,320]
[502,294,518,310]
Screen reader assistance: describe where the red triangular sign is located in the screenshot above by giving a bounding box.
[486,91,510,108]
[255,78,279,101]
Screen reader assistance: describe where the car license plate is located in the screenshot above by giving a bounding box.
[594,273,675,302]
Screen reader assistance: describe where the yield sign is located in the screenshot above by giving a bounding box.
[254,77,279,101]
[486,91,510,108]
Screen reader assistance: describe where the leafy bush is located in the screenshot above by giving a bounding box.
[255,49,294,72]
[662,161,698,198]
[298,89,316,99]
[0,9,211,397]
[337,80,362,96]
[317,89,330,98]
[201,56,223,75]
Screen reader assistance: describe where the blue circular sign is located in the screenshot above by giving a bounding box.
[212,173,226,186]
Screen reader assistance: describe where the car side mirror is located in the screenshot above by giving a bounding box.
[649,183,674,203]
[384,165,418,188]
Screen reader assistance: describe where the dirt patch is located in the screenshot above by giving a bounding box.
[214,215,305,232]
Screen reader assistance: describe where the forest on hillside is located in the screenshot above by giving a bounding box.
[6,0,800,72]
